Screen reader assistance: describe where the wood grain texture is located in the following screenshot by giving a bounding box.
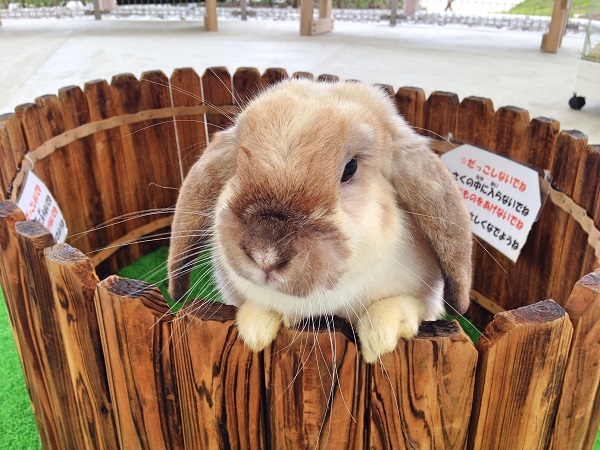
[0,113,28,197]
[0,202,60,449]
[424,91,459,139]
[580,145,600,279]
[15,219,88,450]
[489,106,530,161]
[261,67,289,87]
[170,68,209,179]
[291,71,315,80]
[454,96,494,149]
[84,78,136,273]
[370,321,477,450]
[95,275,183,450]
[468,300,573,450]
[172,301,266,450]
[547,130,588,305]
[264,316,367,449]
[317,74,340,83]
[550,269,600,450]
[57,85,104,255]
[44,243,119,450]
[233,67,264,107]
[395,87,426,131]
[203,67,235,139]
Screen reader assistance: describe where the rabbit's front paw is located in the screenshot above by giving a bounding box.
[356,297,421,364]
[236,302,282,351]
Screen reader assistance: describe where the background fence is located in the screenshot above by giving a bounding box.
[0,0,598,33]
[0,66,598,448]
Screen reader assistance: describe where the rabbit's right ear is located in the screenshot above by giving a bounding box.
[168,129,237,304]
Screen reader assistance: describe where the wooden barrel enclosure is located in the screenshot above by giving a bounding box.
[0,66,598,449]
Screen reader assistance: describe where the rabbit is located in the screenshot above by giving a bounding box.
[168,78,472,363]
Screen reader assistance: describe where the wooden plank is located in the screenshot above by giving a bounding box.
[170,68,208,180]
[233,67,264,108]
[468,300,573,450]
[547,130,588,305]
[300,0,314,35]
[172,301,265,449]
[84,78,137,274]
[44,243,119,450]
[551,269,600,450]
[311,18,334,35]
[265,316,366,449]
[95,276,183,450]
[454,96,494,148]
[56,86,104,255]
[0,113,28,198]
[581,144,600,278]
[424,91,459,140]
[15,219,88,450]
[370,321,477,449]
[202,67,235,139]
[317,73,339,83]
[395,87,426,131]
[489,106,531,162]
[292,71,315,80]
[261,67,289,87]
[139,70,181,209]
[0,202,60,449]
[541,0,569,53]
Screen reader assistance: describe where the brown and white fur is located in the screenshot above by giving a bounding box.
[168,79,472,363]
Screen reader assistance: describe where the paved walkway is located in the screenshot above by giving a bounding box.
[0,18,598,143]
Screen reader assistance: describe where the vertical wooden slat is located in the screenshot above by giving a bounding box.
[0,113,28,197]
[0,202,59,449]
[16,219,88,450]
[84,78,138,272]
[424,91,459,139]
[172,301,265,449]
[454,96,494,148]
[95,276,183,450]
[317,73,339,83]
[202,67,235,139]
[139,70,181,209]
[547,130,588,304]
[395,87,426,132]
[292,71,315,80]
[489,106,531,162]
[551,269,600,450]
[518,117,561,307]
[44,243,119,450]
[233,67,264,107]
[581,144,600,279]
[261,67,289,87]
[468,300,573,450]
[56,86,104,255]
[170,68,208,180]
[370,321,477,449]
[265,317,366,449]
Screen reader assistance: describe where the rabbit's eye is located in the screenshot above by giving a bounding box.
[341,157,358,183]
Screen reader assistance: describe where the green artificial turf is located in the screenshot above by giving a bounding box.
[0,248,599,448]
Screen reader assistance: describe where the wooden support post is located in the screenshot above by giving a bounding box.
[390,0,399,26]
[541,0,571,53]
[93,0,101,20]
[240,0,247,21]
[205,0,218,31]
[468,300,573,449]
[300,0,333,36]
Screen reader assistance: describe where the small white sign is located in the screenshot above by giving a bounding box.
[17,171,68,243]
[441,144,541,263]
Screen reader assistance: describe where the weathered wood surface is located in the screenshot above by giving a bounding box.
[95,276,183,450]
[468,300,573,450]
[261,67,288,87]
[170,68,208,179]
[45,243,119,450]
[395,87,426,131]
[0,113,28,197]
[203,67,235,139]
[233,67,264,107]
[550,269,600,450]
[424,91,459,139]
[0,203,60,449]
[173,301,265,449]
[265,316,367,449]
[370,321,477,450]
[15,219,88,449]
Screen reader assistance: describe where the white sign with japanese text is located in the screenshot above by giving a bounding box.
[441,144,541,263]
[17,171,68,243]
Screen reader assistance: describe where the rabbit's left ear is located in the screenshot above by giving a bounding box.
[390,125,473,315]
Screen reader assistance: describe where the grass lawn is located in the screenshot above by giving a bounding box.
[504,0,593,16]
